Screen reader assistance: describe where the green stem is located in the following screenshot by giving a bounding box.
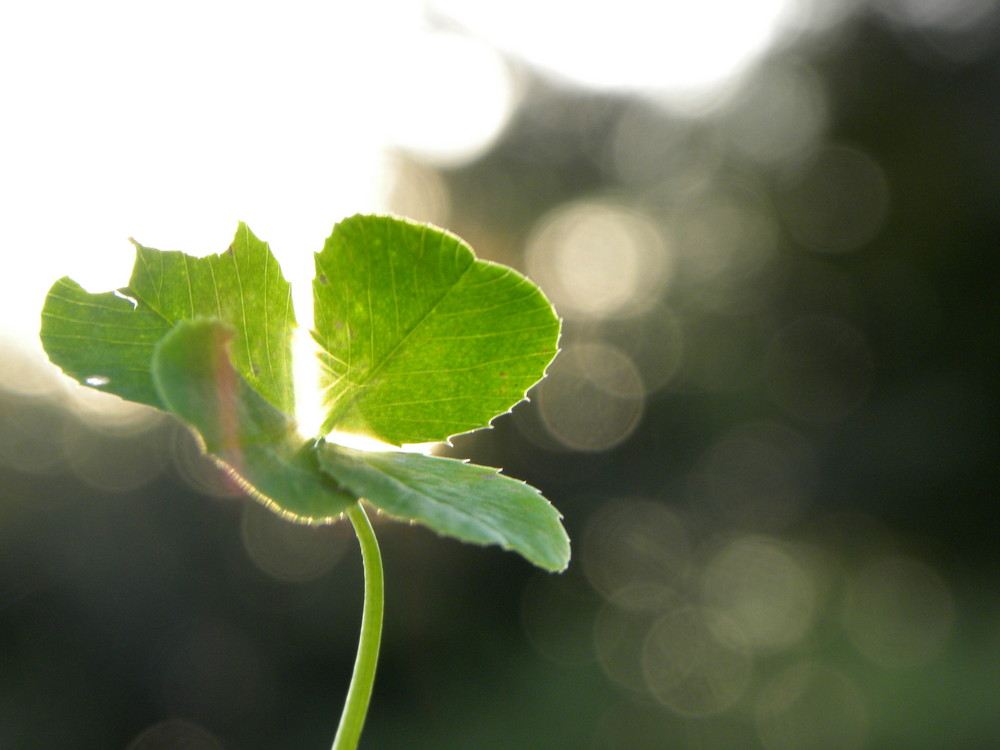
[332,501,384,750]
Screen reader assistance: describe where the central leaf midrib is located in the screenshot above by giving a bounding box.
[318,249,477,438]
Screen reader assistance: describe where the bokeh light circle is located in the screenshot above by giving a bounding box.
[66,386,163,436]
[0,392,70,476]
[535,342,645,452]
[641,606,753,716]
[62,417,167,494]
[701,535,818,651]
[429,0,806,101]
[582,498,692,607]
[376,31,520,166]
[722,58,828,165]
[594,604,664,693]
[0,336,65,398]
[379,154,452,228]
[610,107,725,190]
[593,305,685,394]
[526,200,672,320]
[667,185,779,289]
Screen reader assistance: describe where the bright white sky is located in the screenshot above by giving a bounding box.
[428,0,806,95]
[0,0,820,348]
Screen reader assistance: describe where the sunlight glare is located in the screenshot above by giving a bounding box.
[291,300,431,454]
[292,326,324,440]
[324,430,436,455]
[0,0,400,344]
[375,31,519,166]
[324,430,399,453]
[430,0,806,105]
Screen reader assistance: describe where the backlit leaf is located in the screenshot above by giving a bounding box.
[313,215,560,445]
[317,443,570,571]
[39,215,569,570]
[152,318,355,520]
[41,223,295,413]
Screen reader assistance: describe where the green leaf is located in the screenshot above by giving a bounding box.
[41,223,296,414]
[316,443,570,571]
[313,215,560,445]
[39,215,569,570]
[152,318,355,520]
[39,278,174,408]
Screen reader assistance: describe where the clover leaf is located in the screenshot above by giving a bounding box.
[39,214,567,570]
[42,222,295,413]
[316,444,569,571]
[313,215,561,445]
[40,213,567,750]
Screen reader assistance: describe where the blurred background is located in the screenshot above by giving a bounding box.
[2,0,1000,748]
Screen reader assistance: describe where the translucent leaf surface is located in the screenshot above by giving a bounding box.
[152,319,355,520]
[39,215,569,569]
[40,278,174,408]
[317,443,570,571]
[313,215,560,445]
[41,223,295,413]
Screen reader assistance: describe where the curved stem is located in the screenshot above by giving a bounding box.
[332,501,384,750]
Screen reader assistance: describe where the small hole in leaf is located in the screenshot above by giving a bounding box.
[114,290,139,309]
[85,375,111,386]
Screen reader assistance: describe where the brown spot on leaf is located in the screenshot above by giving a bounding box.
[319,274,329,285]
